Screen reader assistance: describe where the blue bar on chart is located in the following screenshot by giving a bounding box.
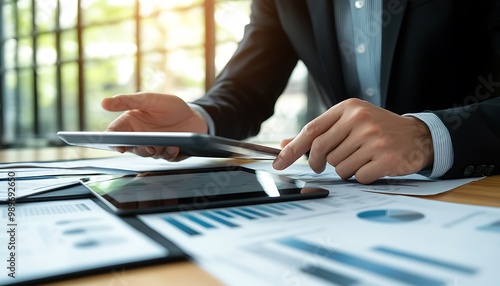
[182,214,216,229]
[278,237,445,286]
[254,205,285,216]
[373,246,477,275]
[229,209,257,220]
[240,207,270,218]
[301,265,359,286]
[279,204,295,210]
[214,210,234,218]
[200,212,239,228]
[288,202,313,211]
[269,204,286,210]
[249,245,360,286]
[162,217,201,236]
[477,220,500,233]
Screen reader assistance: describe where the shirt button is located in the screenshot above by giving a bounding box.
[356,43,366,54]
[355,0,365,9]
[484,165,495,175]
[463,165,475,177]
[365,88,375,96]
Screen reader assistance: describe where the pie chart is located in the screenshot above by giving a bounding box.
[357,209,424,223]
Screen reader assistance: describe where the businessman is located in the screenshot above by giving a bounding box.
[102,0,500,184]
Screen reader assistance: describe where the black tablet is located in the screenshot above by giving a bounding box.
[81,166,329,215]
[57,131,280,159]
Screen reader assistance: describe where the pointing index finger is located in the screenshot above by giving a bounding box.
[273,103,344,170]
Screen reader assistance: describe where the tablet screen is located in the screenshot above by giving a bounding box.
[83,167,329,214]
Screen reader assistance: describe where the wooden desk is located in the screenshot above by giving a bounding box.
[2,146,499,286]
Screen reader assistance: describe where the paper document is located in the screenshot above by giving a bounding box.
[0,156,236,200]
[0,155,235,172]
[242,161,481,196]
[139,189,500,286]
[0,199,168,285]
[0,177,82,201]
[0,168,134,201]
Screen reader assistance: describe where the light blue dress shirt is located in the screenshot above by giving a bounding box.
[333,0,452,178]
[192,0,454,177]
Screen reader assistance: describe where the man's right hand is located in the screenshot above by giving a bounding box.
[101,92,208,160]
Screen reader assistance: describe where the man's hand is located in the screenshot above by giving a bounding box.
[272,98,434,184]
[101,92,208,160]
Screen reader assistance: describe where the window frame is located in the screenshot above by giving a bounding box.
[0,0,219,147]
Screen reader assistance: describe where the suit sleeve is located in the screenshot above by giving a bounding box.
[432,1,500,179]
[192,0,299,139]
[433,97,500,178]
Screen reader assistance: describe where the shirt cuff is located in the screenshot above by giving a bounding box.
[187,103,216,136]
[403,112,454,178]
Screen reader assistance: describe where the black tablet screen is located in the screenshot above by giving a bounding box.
[83,167,329,214]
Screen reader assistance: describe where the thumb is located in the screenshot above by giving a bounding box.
[101,93,167,112]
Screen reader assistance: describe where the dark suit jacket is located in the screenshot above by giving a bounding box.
[194,0,500,179]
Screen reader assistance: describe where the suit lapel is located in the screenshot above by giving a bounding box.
[306,0,347,106]
[380,0,408,106]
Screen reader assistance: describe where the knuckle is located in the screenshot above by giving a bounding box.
[355,175,373,185]
[282,144,299,160]
[354,169,379,184]
[334,164,351,180]
[326,152,340,167]
[379,156,401,176]
[311,136,327,154]
[373,136,390,150]
[302,121,320,137]
[342,97,364,108]
[335,165,346,177]
[350,106,372,122]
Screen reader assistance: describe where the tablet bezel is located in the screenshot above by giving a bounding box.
[57,131,280,159]
[80,166,329,215]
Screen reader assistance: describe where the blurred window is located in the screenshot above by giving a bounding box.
[0,0,309,148]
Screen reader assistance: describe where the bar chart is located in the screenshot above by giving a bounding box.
[140,192,500,285]
[235,236,479,286]
[158,202,316,237]
[276,237,446,286]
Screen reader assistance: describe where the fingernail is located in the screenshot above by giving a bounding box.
[273,156,284,170]
[166,147,177,156]
[145,146,155,155]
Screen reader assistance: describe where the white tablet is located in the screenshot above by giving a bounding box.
[57,131,281,159]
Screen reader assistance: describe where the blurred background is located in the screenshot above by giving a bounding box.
[0,0,324,149]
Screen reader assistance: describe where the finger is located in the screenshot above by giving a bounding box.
[273,106,344,170]
[130,146,157,157]
[273,131,313,170]
[105,114,136,132]
[155,146,179,160]
[324,135,361,167]
[155,146,189,162]
[101,93,162,112]
[307,137,328,173]
[150,146,188,162]
[333,148,371,181]
[353,160,388,184]
[307,119,351,173]
[114,146,130,153]
[165,153,189,162]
